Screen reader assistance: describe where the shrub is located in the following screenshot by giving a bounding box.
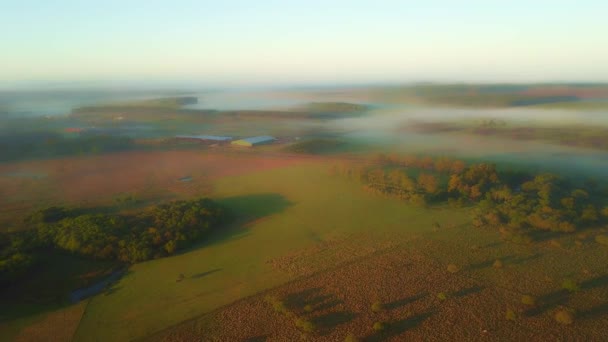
[521,295,536,306]
[265,296,288,314]
[371,301,384,313]
[437,292,448,301]
[493,259,504,269]
[561,279,580,293]
[344,333,360,342]
[372,321,386,331]
[295,318,316,333]
[447,264,460,273]
[595,235,608,246]
[505,309,517,321]
[303,304,313,312]
[554,308,575,325]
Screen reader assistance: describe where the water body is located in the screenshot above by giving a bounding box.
[69,270,125,303]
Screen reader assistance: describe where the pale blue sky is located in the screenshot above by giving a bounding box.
[1,0,607,85]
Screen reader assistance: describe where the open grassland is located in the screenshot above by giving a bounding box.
[69,162,467,341]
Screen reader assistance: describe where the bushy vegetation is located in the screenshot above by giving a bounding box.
[1,198,228,286]
[295,317,316,332]
[554,307,575,325]
[371,301,384,313]
[561,279,580,293]
[595,235,608,246]
[332,154,608,242]
[0,232,38,286]
[447,264,460,273]
[505,309,517,321]
[344,333,360,342]
[372,321,386,331]
[265,295,289,314]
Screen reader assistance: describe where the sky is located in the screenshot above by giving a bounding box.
[1,0,607,86]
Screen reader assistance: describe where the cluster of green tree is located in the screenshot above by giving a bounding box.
[0,232,38,286]
[332,155,608,241]
[0,132,134,162]
[330,154,467,206]
[1,198,227,286]
[472,174,608,242]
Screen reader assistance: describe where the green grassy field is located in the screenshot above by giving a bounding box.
[68,163,468,341]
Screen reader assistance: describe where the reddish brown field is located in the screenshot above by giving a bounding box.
[0,150,322,229]
[153,227,608,342]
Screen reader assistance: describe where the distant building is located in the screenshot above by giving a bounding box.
[175,135,233,142]
[231,136,276,147]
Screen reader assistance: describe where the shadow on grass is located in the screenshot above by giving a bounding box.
[182,193,293,252]
[365,311,435,342]
[385,292,427,310]
[452,286,484,298]
[217,193,293,222]
[581,274,608,290]
[469,254,541,271]
[245,335,269,342]
[525,289,570,317]
[283,287,354,334]
[191,268,222,279]
[285,287,324,309]
[313,311,357,333]
[505,253,542,265]
[0,259,127,323]
[468,260,496,271]
[529,230,567,243]
[579,302,608,319]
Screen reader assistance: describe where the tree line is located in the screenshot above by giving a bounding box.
[331,154,608,242]
[1,198,228,286]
